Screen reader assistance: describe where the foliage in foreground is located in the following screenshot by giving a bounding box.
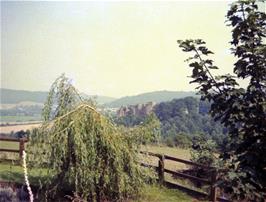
[190,135,218,168]
[189,135,220,186]
[28,75,156,201]
[178,0,266,200]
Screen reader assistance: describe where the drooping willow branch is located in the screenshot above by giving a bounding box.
[28,74,158,200]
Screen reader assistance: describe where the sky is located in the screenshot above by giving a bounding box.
[0,1,250,98]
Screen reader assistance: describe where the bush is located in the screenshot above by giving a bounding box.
[190,134,218,167]
[189,134,220,188]
[164,133,192,148]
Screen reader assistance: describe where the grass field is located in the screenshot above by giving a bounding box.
[135,185,195,202]
[142,145,191,159]
[0,143,192,170]
[141,144,191,170]
[0,162,195,202]
[0,142,201,201]
[140,145,209,194]
[0,141,22,150]
[0,123,40,133]
[0,140,28,160]
[0,115,41,123]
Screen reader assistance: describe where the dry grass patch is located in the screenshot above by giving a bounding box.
[0,123,40,134]
[141,145,191,170]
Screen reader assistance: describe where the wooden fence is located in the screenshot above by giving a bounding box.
[0,137,28,160]
[140,151,228,202]
[0,137,228,201]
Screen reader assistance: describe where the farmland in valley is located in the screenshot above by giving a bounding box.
[0,122,41,134]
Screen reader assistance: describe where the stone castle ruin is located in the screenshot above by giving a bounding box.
[117,102,156,117]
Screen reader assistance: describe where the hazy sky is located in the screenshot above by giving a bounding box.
[1,1,243,97]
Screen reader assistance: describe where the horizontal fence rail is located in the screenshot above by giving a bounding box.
[0,137,28,142]
[0,138,228,202]
[140,150,228,202]
[0,137,28,160]
[164,168,211,184]
[164,154,215,169]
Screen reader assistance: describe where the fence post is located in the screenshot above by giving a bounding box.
[210,169,218,202]
[158,155,165,185]
[19,138,25,161]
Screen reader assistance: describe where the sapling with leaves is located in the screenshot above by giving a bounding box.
[178,0,266,200]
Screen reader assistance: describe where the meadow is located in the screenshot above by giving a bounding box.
[141,145,191,171]
[0,161,194,201]
[0,123,40,133]
[0,123,202,201]
[140,145,208,194]
[0,115,41,123]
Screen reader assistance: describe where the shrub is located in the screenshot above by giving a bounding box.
[190,134,218,167]
[164,133,192,148]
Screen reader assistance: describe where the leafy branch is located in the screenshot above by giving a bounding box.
[177,0,266,201]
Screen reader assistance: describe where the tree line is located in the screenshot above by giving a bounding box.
[114,96,226,148]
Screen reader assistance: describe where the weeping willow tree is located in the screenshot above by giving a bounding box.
[28,74,155,201]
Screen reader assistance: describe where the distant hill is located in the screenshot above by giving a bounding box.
[80,93,116,105]
[1,88,198,109]
[105,90,198,108]
[0,88,116,105]
[0,88,48,104]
